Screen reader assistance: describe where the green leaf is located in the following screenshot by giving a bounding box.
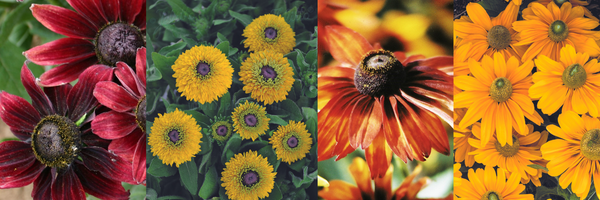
[183,110,211,128]
[215,41,230,56]
[198,167,218,199]
[157,196,186,200]
[199,101,218,119]
[158,41,187,57]
[288,158,306,172]
[217,32,228,43]
[129,184,146,200]
[301,107,316,121]
[263,184,283,200]
[147,157,177,177]
[1,137,19,142]
[147,66,163,82]
[307,118,317,139]
[295,49,308,72]
[267,114,288,125]
[213,19,231,26]
[223,134,242,153]
[306,85,317,98]
[290,171,303,188]
[477,0,508,18]
[0,42,43,102]
[278,100,303,121]
[258,146,280,171]
[229,10,252,26]
[0,1,33,47]
[218,92,231,116]
[146,188,158,200]
[166,0,196,24]
[305,49,317,67]
[158,15,179,26]
[151,52,177,87]
[179,160,199,195]
[282,7,297,31]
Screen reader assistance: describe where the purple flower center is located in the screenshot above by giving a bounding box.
[287,136,298,148]
[244,114,257,127]
[32,115,81,168]
[264,27,277,39]
[136,95,147,132]
[261,66,277,80]
[242,171,260,186]
[197,62,210,76]
[96,23,144,67]
[217,125,228,136]
[168,129,180,143]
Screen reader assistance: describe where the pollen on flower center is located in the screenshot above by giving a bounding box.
[495,136,520,157]
[355,50,405,96]
[31,115,81,168]
[490,77,513,102]
[197,62,211,76]
[487,25,511,50]
[136,95,147,132]
[264,27,277,40]
[95,22,144,67]
[217,125,228,136]
[481,190,502,200]
[168,129,180,143]
[581,129,600,160]
[242,170,260,186]
[562,63,586,89]
[287,136,298,148]
[549,20,568,42]
[245,114,258,127]
[261,65,277,80]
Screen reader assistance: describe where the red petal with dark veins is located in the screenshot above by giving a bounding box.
[347,95,374,149]
[75,163,129,199]
[132,132,146,184]
[80,147,133,182]
[101,0,120,22]
[0,91,40,136]
[50,169,85,200]
[115,62,141,96]
[385,96,419,162]
[0,141,37,177]
[38,56,98,87]
[133,0,146,30]
[0,162,45,189]
[93,81,138,112]
[66,0,108,29]
[32,168,52,200]
[44,84,72,117]
[121,0,143,24]
[325,25,373,66]
[67,65,114,122]
[404,87,453,127]
[23,38,95,66]
[21,64,54,116]
[109,129,146,185]
[91,111,137,139]
[136,47,147,89]
[30,4,98,39]
[365,134,392,179]
[10,128,32,141]
[395,95,434,159]
[333,93,363,161]
[82,130,110,149]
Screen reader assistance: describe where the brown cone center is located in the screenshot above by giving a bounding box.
[96,23,144,67]
[32,115,81,168]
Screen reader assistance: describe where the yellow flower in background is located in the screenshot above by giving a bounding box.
[221,150,277,200]
[541,111,600,199]
[239,51,294,105]
[149,108,202,167]
[231,101,270,141]
[455,166,533,200]
[211,119,233,142]
[530,45,600,117]
[269,120,313,164]
[172,45,233,104]
[243,14,296,54]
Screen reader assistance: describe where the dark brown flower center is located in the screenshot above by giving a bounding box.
[487,25,511,50]
[136,95,146,132]
[549,20,568,42]
[197,62,210,76]
[264,27,277,39]
[287,136,298,148]
[494,136,520,157]
[562,63,586,89]
[217,125,228,136]
[261,65,277,80]
[32,115,81,168]
[581,129,600,160]
[95,23,144,67]
[242,170,260,186]
[490,77,512,103]
[168,129,180,143]
[355,50,404,96]
[244,114,257,127]
[481,191,502,200]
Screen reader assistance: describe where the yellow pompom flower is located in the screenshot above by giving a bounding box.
[269,120,313,164]
[149,108,202,167]
[243,14,296,54]
[172,45,233,104]
[239,51,295,105]
[221,150,277,200]
[211,118,233,142]
[232,101,270,140]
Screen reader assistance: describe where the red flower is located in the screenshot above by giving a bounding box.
[0,64,132,199]
[24,0,146,87]
[318,25,452,178]
[92,47,146,185]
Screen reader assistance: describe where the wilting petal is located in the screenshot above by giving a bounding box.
[44,84,72,117]
[38,56,98,87]
[31,4,97,39]
[136,47,147,86]
[115,62,141,96]
[32,168,52,200]
[91,111,137,139]
[93,81,138,112]
[75,163,129,199]
[80,147,133,182]
[51,169,85,200]
[66,0,108,28]
[0,91,40,137]
[0,141,37,177]
[325,25,373,65]
[67,65,113,122]
[121,0,143,24]
[21,65,54,116]
[23,38,95,66]
[365,134,392,179]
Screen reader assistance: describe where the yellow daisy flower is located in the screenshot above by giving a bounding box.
[269,120,313,164]
[456,166,533,200]
[239,51,295,105]
[211,117,233,142]
[454,108,476,167]
[172,45,233,104]
[243,14,296,54]
[231,101,270,141]
[148,108,202,167]
[221,150,277,200]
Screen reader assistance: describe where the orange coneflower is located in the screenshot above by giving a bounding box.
[318,25,452,178]
[455,166,533,200]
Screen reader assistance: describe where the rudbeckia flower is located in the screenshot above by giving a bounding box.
[269,120,313,164]
[211,117,233,143]
[148,108,202,167]
[512,2,600,62]
[92,47,146,184]
[318,25,452,179]
[231,101,270,141]
[0,64,131,199]
[454,108,476,167]
[172,45,233,104]
[530,45,600,117]
[243,14,296,54]
[24,0,146,86]
[537,0,598,21]
[239,51,295,105]
[541,111,600,199]
[221,150,277,200]
[455,166,533,200]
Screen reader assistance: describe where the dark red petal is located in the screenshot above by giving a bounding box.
[395,95,433,159]
[44,84,72,117]
[101,0,120,22]
[121,0,143,24]
[0,91,40,136]
[66,0,108,29]
[21,64,54,116]
[38,56,98,87]
[75,163,129,199]
[132,132,146,184]
[67,65,114,122]
[23,38,95,66]
[10,128,32,141]
[115,62,141,96]
[82,130,110,149]
[347,96,374,149]
[109,129,146,185]
[365,134,392,179]
[91,111,137,139]
[136,47,147,89]
[51,169,85,200]
[0,161,45,189]
[325,25,373,65]
[80,147,133,182]
[382,97,414,162]
[0,141,37,177]
[32,168,52,200]
[93,81,138,112]
[133,0,146,30]
[30,4,98,39]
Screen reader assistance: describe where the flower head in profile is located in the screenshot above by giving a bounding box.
[172,45,233,104]
[455,166,533,200]
[221,150,277,200]
[231,101,270,141]
[24,0,146,86]
[239,51,294,105]
[269,120,313,164]
[243,14,296,54]
[318,25,452,178]
[0,64,131,199]
[148,108,202,167]
[211,116,233,143]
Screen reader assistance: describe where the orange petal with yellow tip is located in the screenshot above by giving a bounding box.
[325,25,373,66]
[348,157,374,198]
[318,180,362,200]
[365,133,392,179]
